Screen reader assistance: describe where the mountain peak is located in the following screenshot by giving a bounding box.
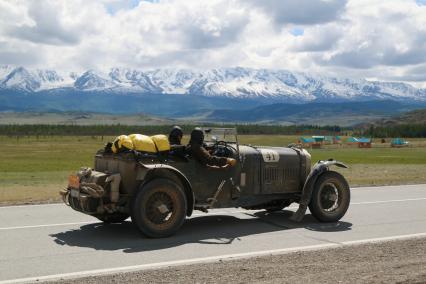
[0,66,424,102]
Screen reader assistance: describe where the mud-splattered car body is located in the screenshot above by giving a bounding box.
[61,128,350,238]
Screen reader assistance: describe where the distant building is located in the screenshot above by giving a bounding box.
[391,138,409,148]
[300,137,315,147]
[346,137,359,145]
[346,137,372,148]
[300,135,342,148]
[358,137,372,148]
[324,136,333,145]
[334,136,342,144]
[312,136,325,143]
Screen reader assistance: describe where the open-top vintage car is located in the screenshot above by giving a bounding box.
[61,128,350,238]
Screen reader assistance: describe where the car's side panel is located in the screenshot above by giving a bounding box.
[91,144,309,212]
[94,152,140,195]
[257,147,303,194]
[238,145,262,196]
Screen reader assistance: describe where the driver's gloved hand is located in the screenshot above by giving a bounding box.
[226,158,237,167]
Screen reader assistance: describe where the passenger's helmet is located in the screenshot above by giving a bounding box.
[169,125,183,145]
[190,127,204,145]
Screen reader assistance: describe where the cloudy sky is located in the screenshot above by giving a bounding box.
[0,0,425,87]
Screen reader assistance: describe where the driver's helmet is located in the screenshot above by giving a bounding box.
[189,127,204,145]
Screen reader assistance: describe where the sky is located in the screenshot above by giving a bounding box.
[0,0,425,87]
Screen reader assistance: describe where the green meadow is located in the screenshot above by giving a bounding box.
[1,135,425,204]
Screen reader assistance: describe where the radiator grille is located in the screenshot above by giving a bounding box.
[263,167,298,184]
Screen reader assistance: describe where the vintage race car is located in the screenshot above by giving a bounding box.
[61,128,350,238]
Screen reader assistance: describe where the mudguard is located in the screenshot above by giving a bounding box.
[139,163,195,217]
[290,159,348,222]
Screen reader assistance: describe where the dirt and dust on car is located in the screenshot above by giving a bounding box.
[60,128,351,238]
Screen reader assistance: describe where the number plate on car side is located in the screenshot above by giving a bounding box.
[68,175,80,189]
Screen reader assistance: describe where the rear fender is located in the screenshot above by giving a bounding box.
[138,163,195,217]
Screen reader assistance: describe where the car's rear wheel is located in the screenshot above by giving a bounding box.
[132,178,187,238]
[309,171,350,222]
[96,213,129,223]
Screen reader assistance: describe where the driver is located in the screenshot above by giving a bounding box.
[187,127,236,168]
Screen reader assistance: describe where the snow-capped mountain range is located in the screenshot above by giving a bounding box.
[1,65,425,103]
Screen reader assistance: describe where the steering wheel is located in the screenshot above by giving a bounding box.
[211,140,237,157]
[214,140,228,147]
[210,140,227,155]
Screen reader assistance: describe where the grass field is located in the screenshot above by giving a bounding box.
[1,135,426,204]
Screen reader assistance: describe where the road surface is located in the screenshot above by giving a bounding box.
[0,184,425,283]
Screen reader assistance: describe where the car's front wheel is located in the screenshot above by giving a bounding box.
[132,178,187,238]
[309,171,350,222]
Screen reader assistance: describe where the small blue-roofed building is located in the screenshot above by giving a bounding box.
[358,137,372,143]
[334,136,342,144]
[346,137,359,144]
[300,137,314,143]
[358,137,372,148]
[300,137,319,148]
[324,136,333,144]
[312,136,325,143]
[391,138,409,147]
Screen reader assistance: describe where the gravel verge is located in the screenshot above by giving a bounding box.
[56,237,426,284]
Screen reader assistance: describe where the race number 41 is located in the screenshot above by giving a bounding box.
[260,149,280,162]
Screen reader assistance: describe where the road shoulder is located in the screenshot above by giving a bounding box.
[58,237,426,284]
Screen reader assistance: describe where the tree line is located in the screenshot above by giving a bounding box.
[1,123,425,137]
[360,124,426,138]
[0,124,343,136]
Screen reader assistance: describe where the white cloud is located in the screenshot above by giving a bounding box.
[245,0,348,26]
[0,0,425,87]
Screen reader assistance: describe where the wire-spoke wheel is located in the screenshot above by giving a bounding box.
[132,178,187,238]
[309,171,350,222]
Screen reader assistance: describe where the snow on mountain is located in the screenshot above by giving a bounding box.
[1,67,41,92]
[108,68,162,93]
[145,69,199,94]
[0,66,75,91]
[0,65,425,102]
[74,70,117,91]
[0,65,14,80]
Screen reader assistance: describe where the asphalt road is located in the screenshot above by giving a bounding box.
[0,184,426,283]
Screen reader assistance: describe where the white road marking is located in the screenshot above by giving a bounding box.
[1,232,426,284]
[350,184,426,191]
[0,221,94,231]
[351,197,426,205]
[1,197,426,231]
[0,203,64,209]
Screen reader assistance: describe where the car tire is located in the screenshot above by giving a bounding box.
[96,213,129,223]
[132,178,187,238]
[309,171,350,222]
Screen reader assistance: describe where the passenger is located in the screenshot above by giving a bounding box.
[188,127,236,168]
[168,125,183,145]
